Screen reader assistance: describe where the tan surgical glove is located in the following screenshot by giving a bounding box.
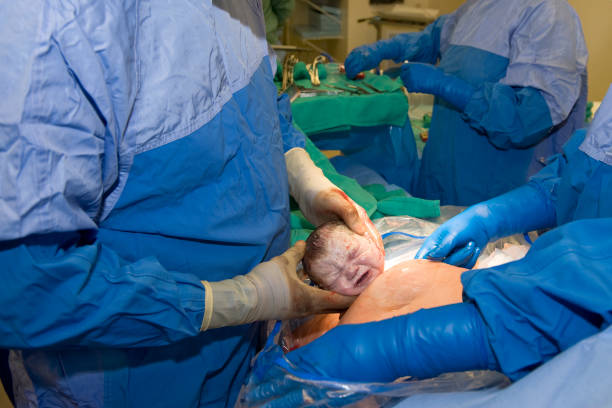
[200,241,354,331]
[285,147,367,235]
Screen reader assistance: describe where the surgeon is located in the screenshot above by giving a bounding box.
[263,0,295,44]
[345,0,588,205]
[0,2,368,407]
[245,83,612,404]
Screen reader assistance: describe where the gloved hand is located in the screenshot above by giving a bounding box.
[200,242,354,330]
[415,184,557,268]
[400,63,474,110]
[285,147,369,236]
[344,29,437,80]
[247,303,498,406]
[344,38,401,79]
[344,17,445,79]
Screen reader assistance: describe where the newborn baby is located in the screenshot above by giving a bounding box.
[303,220,385,296]
[287,259,466,350]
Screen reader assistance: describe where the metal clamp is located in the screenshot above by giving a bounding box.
[281,54,299,94]
[307,55,328,86]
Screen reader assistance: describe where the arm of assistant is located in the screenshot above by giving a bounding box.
[461,218,612,380]
[0,233,207,349]
[415,126,586,267]
[280,303,495,383]
[0,234,353,349]
[278,93,371,237]
[414,180,557,268]
[402,2,587,149]
[344,15,447,79]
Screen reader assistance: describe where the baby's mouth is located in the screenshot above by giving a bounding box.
[355,270,371,287]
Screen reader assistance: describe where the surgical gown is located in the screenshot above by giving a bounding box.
[462,84,612,380]
[0,1,302,407]
[412,0,587,205]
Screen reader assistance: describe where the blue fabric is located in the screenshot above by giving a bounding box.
[440,0,587,126]
[392,326,612,408]
[343,15,446,79]
[0,232,206,348]
[461,218,612,380]
[413,0,587,205]
[277,93,306,152]
[419,88,612,382]
[309,119,419,193]
[417,88,612,266]
[530,128,612,225]
[245,304,496,402]
[392,15,447,65]
[463,84,553,150]
[0,1,301,407]
[580,84,612,165]
[395,92,612,404]
[400,63,474,110]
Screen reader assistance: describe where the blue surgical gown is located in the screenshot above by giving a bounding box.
[461,85,612,380]
[0,1,302,407]
[412,0,588,205]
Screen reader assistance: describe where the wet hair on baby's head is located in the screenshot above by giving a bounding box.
[303,220,351,286]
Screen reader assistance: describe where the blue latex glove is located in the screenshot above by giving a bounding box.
[344,17,447,80]
[344,38,404,79]
[401,63,474,110]
[246,303,496,408]
[415,184,557,268]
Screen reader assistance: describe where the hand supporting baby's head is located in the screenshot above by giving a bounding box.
[303,220,385,296]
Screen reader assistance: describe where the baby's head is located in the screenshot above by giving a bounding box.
[303,220,385,296]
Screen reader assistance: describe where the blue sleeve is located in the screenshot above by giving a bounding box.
[391,15,447,65]
[528,128,612,225]
[0,232,205,349]
[499,1,587,127]
[462,85,553,149]
[461,218,612,380]
[462,1,587,149]
[525,132,579,211]
[277,93,305,152]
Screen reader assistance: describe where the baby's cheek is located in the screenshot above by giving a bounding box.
[361,247,385,276]
[375,250,385,271]
[328,279,354,294]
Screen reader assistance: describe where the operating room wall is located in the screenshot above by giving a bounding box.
[343,0,465,56]
[567,0,612,101]
[428,0,466,14]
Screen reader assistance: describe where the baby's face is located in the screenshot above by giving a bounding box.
[304,222,385,296]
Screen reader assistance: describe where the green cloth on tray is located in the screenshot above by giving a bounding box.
[278,64,408,135]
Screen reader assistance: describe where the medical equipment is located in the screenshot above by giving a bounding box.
[280,54,299,93]
[307,55,328,86]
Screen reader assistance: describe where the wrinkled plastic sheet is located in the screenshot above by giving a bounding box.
[375,216,440,271]
[377,215,534,270]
